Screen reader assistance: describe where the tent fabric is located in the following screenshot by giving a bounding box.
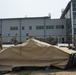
[0,38,76,71]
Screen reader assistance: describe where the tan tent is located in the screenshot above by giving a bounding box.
[0,38,76,71]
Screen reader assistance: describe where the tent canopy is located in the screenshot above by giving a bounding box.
[0,38,76,71]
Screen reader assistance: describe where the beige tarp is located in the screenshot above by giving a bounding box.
[0,38,76,71]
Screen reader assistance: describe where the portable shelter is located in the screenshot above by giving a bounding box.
[0,38,76,71]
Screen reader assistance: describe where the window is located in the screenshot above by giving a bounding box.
[62,25,64,29]
[15,34,17,36]
[74,28,76,33]
[8,34,10,36]
[10,26,18,30]
[74,24,76,25]
[46,25,54,29]
[29,26,32,30]
[62,38,64,43]
[22,26,25,30]
[73,12,76,19]
[0,34,1,36]
[73,8,76,11]
[73,1,76,8]
[36,26,44,29]
[26,33,29,36]
[56,25,64,29]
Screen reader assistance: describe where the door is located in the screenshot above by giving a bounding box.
[58,37,62,43]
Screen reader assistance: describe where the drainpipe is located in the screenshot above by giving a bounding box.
[1,20,2,43]
[20,19,21,44]
[71,1,74,44]
[44,18,46,41]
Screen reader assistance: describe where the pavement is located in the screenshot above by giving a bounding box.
[2,44,14,47]
[2,43,72,47]
[57,43,73,47]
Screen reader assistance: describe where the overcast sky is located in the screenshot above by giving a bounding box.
[0,0,70,19]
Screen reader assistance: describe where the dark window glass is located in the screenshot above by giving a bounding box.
[46,26,48,29]
[56,25,64,29]
[62,38,64,43]
[36,26,44,29]
[15,34,17,36]
[73,8,76,11]
[73,12,76,19]
[74,28,76,32]
[41,26,44,29]
[22,26,25,30]
[29,26,32,30]
[26,33,29,36]
[62,25,64,29]
[8,34,10,36]
[46,25,54,29]
[56,25,59,29]
[10,26,18,30]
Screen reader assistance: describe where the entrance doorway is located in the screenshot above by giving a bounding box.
[58,37,64,43]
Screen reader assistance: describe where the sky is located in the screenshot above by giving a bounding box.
[0,0,70,19]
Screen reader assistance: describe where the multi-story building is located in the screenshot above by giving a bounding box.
[61,0,76,44]
[0,0,76,44]
[0,17,66,43]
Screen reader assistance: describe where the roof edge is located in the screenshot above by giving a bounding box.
[0,16,50,20]
[60,1,71,19]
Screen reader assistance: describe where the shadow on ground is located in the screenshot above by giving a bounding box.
[2,66,76,75]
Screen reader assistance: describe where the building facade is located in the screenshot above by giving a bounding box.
[0,17,66,43]
[0,0,76,44]
[61,0,76,44]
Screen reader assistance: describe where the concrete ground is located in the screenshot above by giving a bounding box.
[4,68,76,75]
[2,44,14,48]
